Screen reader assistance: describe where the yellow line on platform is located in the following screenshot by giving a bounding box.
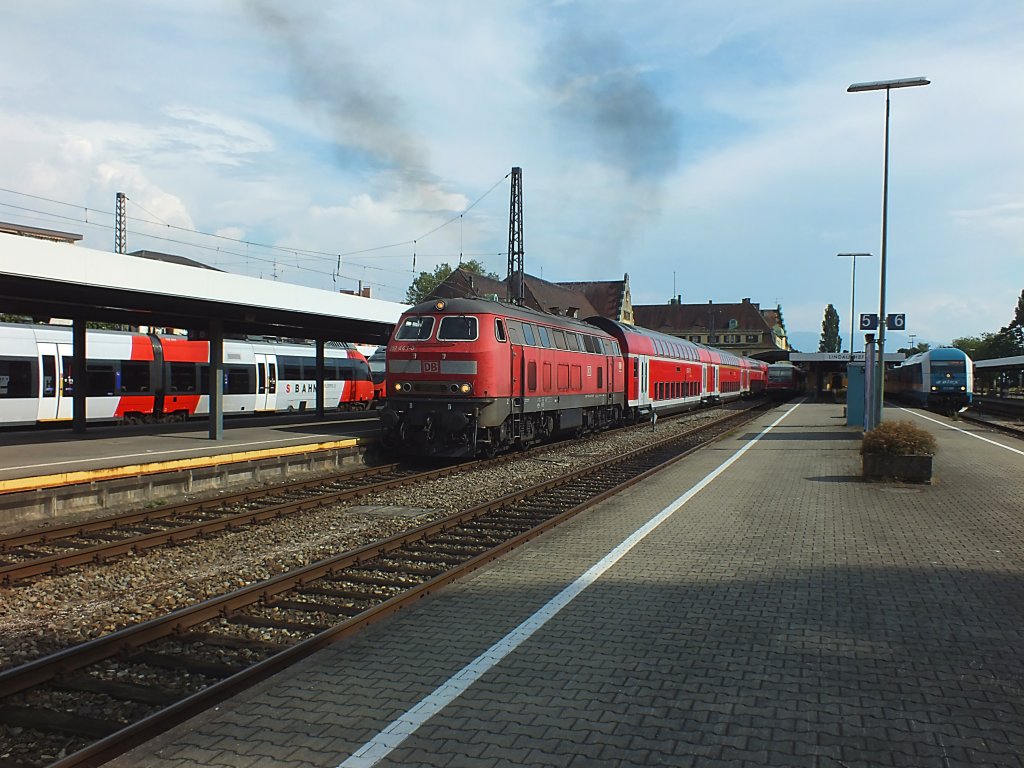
[0,439,362,496]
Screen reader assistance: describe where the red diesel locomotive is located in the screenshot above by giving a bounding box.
[379,297,768,457]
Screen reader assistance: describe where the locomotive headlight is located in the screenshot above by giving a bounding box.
[960,386,966,391]
[459,383,472,394]
[931,386,937,391]
[394,383,403,392]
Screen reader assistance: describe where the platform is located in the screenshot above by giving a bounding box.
[0,414,381,529]
[107,401,1024,767]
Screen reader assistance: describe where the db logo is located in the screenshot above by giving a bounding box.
[422,361,440,373]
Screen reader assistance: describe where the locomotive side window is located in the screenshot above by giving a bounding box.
[582,335,596,354]
[565,333,580,352]
[552,330,568,350]
[495,319,507,343]
[438,316,478,341]
[396,316,435,341]
[537,326,552,348]
[505,320,524,345]
[522,323,537,346]
[0,358,33,398]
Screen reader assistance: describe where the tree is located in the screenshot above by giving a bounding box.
[952,330,1022,361]
[404,260,498,304]
[819,304,841,353]
[897,342,930,356]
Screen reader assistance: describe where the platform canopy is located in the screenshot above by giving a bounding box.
[0,233,405,344]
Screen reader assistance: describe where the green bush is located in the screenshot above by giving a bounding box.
[861,420,937,456]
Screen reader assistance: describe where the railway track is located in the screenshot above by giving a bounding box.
[0,462,460,586]
[0,402,771,767]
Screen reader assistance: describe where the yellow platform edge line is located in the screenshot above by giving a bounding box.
[0,439,362,496]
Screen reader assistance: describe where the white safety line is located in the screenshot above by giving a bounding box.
[338,401,803,768]
[900,408,1024,457]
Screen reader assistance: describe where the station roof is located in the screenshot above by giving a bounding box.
[0,232,405,344]
[791,352,905,363]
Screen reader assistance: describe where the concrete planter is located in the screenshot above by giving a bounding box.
[862,452,933,484]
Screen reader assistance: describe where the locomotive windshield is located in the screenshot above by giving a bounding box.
[437,316,478,341]
[930,360,965,372]
[396,316,435,341]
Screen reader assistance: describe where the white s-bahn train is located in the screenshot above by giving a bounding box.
[0,323,375,428]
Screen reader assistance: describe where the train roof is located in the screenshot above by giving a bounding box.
[899,347,972,367]
[403,297,616,337]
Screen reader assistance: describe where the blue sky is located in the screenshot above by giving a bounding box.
[1,1,1021,352]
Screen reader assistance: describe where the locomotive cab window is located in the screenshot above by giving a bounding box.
[537,326,552,348]
[396,316,435,341]
[495,319,507,343]
[437,316,478,341]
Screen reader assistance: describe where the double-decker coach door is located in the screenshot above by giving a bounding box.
[255,354,277,412]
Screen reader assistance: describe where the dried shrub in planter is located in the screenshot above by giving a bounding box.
[861,420,937,456]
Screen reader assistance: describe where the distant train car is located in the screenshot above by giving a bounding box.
[885,347,973,412]
[0,323,373,427]
[766,362,807,399]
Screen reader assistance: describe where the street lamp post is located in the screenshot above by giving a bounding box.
[837,253,871,354]
[848,76,930,428]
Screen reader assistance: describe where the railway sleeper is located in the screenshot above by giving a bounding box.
[266,598,364,618]
[224,614,332,635]
[300,585,388,603]
[126,650,245,680]
[53,675,181,707]
[323,572,416,591]
[0,704,123,739]
[173,630,288,655]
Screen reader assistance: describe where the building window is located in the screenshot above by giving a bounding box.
[746,334,759,343]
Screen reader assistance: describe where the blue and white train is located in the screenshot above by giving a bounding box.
[884,347,974,411]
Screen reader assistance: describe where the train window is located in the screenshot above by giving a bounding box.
[582,335,596,354]
[281,357,303,380]
[169,363,197,392]
[506,320,524,345]
[61,356,74,395]
[120,361,150,393]
[537,326,552,348]
[527,361,537,391]
[522,323,537,346]
[552,330,567,350]
[336,360,355,381]
[565,333,580,352]
[438,316,478,341]
[41,356,56,397]
[85,364,116,397]
[0,358,33,398]
[495,319,507,343]
[396,316,435,341]
[612,341,620,356]
[225,366,254,394]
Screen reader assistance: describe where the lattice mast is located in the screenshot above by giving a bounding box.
[115,192,127,254]
[506,167,524,305]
